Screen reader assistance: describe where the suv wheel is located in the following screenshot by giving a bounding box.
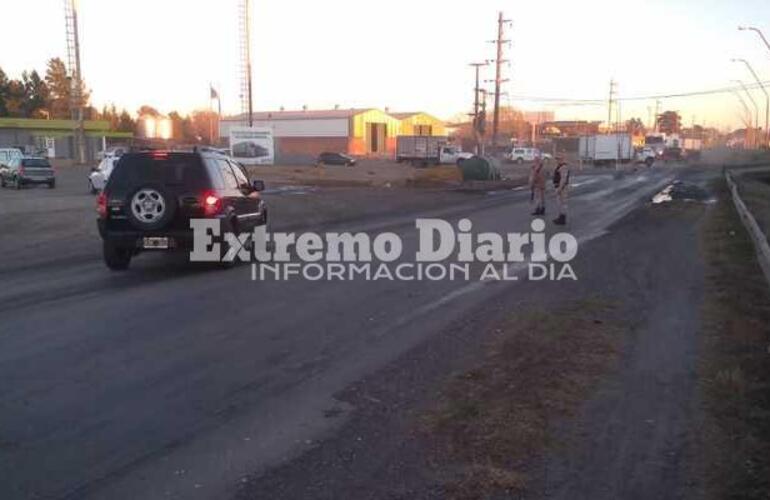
[14,176,22,189]
[516,158,524,164]
[48,180,56,189]
[103,242,132,270]
[126,185,176,231]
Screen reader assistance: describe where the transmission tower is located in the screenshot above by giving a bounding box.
[63,0,85,163]
[238,0,254,127]
[607,79,617,134]
[489,12,511,147]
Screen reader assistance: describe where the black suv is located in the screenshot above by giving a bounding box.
[97,151,267,270]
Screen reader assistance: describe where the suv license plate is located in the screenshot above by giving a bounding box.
[143,237,170,249]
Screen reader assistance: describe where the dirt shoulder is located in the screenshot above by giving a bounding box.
[699,180,770,499]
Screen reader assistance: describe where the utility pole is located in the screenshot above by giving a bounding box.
[733,58,769,146]
[732,90,754,142]
[490,12,511,148]
[479,89,488,155]
[64,0,85,164]
[654,99,661,133]
[469,62,487,155]
[733,79,758,147]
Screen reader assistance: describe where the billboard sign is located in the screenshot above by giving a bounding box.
[230,127,274,165]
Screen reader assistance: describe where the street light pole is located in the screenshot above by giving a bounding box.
[731,90,753,134]
[733,58,769,146]
[733,79,759,147]
[738,26,770,53]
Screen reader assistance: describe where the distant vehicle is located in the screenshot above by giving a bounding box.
[438,145,473,165]
[635,147,656,166]
[644,134,666,157]
[395,136,471,165]
[97,150,268,270]
[232,141,270,159]
[0,156,55,189]
[661,147,683,162]
[579,134,633,164]
[89,156,120,194]
[316,152,356,166]
[0,147,23,168]
[507,147,541,164]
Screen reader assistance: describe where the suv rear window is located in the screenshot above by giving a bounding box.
[109,153,209,191]
[22,159,51,168]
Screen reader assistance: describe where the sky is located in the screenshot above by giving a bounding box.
[2,0,770,129]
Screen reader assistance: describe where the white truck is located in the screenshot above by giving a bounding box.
[579,134,633,165]
[396,136,472,166]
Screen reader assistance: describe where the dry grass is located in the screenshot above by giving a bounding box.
[420,299,622,499]
[735,173,770,244]
[699,179,770,500]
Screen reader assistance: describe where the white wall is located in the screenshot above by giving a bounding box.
[220,118,349,138]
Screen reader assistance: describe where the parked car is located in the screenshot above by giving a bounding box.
[316,152,356,167]
[0,156,55,189]
[89,157,118,194]
[97,150,267,270]
[98,147,127,160]
[507,147,541,164]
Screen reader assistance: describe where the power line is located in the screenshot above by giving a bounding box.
[507,80,770,104]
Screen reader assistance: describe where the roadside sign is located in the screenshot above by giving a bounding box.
[230,127,274,165]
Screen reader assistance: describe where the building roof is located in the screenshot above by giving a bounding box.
[0,118,132,138]
[0,117,111,131]
[223,109,375,122]
[389,112,420,119]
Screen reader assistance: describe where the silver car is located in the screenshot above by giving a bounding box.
[0,156,56,189]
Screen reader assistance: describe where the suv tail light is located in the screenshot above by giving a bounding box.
[203,193,221,216]
[96,192,107,218]
[18,166,25,176]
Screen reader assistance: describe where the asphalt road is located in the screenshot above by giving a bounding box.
[0,164,681,499]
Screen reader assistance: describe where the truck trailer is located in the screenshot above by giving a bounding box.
[579,134,633,164]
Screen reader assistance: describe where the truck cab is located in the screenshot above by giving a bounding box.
[439,145,473,165]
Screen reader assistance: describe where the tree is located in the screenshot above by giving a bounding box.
[657,111,681,134]
[137,105,160,118]
[191,110,219,144]
[4,79,27,117]
[44,58,71,119]
[101,103,120,130]
[625,117,645,136]
[0,66,9,116]
[44,57,89,119]
[117,110,135,133]
[22,70,49,118]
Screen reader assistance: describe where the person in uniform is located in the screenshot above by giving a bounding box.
[552,155,570,225]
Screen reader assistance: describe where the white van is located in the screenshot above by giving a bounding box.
[507,147,541,164]
[0,148,23,167]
